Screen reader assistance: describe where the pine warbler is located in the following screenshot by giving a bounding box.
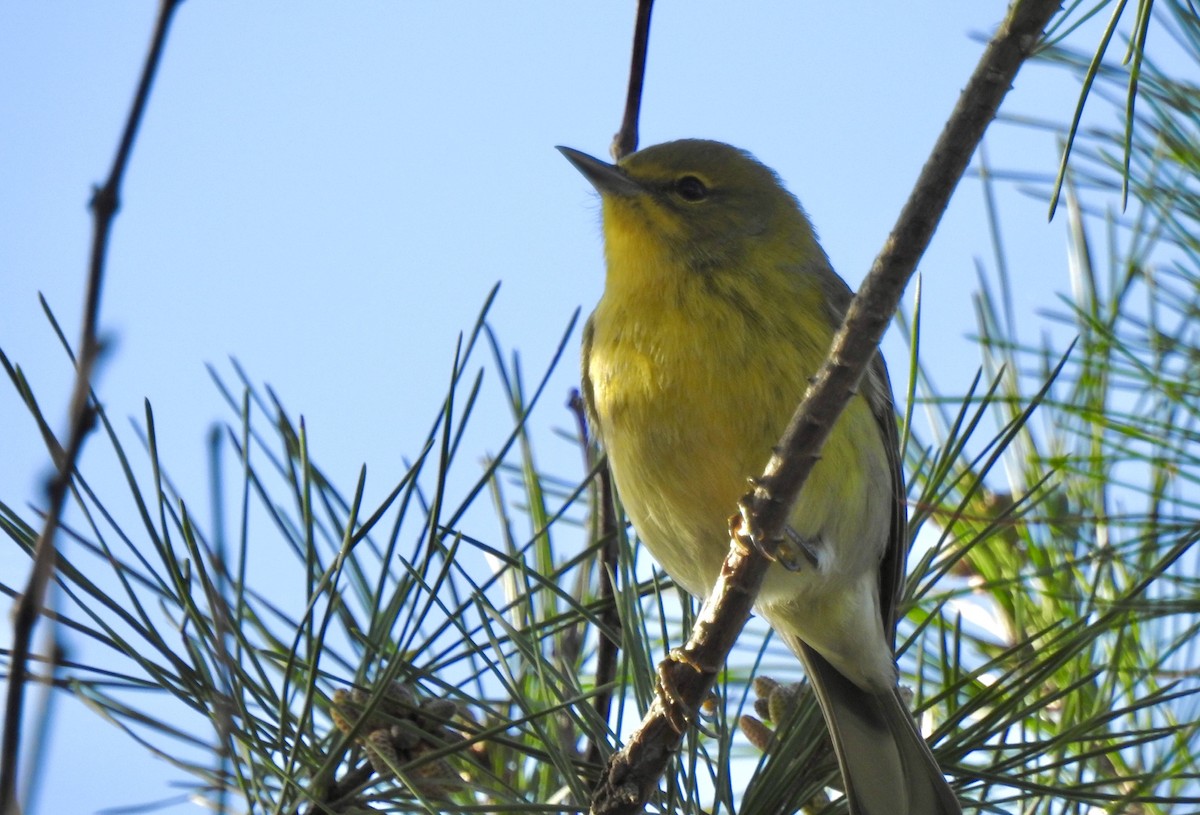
[561,139,960,815]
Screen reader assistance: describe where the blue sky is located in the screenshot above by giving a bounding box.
[0,3,1125,813]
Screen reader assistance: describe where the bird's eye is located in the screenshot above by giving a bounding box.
[674,176,708,202]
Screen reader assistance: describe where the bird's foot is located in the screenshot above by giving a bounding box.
[656,649,720,736]
[729,509,820,572]
[780,526,821,570]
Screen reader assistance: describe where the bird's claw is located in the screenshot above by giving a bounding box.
[729,511,820,571]
[657,649,720,736]
[778,526,821,570]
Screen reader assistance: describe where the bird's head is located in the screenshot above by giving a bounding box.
[559,139,824,287]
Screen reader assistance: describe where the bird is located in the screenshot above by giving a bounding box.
[560,138,960,815]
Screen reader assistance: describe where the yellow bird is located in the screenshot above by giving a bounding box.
[561,139,960,815]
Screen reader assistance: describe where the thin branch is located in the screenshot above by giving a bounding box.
[0,2,183,812]
[610,0,655,161]
[16,637,65,815]
[588,1,1064,813]
[569,389,622,771]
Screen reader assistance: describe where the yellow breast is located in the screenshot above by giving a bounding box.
[585,265,889,603]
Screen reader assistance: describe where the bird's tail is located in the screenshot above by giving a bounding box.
[795,640,961,815]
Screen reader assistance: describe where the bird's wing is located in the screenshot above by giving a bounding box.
[580,315,602,444]
[807,259,908,641]
[864,351,907,642]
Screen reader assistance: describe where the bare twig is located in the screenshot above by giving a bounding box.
[17,637,65,815]
[610,0,655,161]
[0,2,183,812]
[588,2,1063,813]
[569,389,622,770]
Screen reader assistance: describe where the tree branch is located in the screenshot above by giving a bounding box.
[589,2,1062,813]
[570,390,623,771]
[0,2,183,812]
[610,0,655,161]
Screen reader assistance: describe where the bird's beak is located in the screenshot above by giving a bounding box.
[557,146,643,197]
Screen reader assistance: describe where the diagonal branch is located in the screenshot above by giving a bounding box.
[588,1,1063,813]
[0,2,183,812]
